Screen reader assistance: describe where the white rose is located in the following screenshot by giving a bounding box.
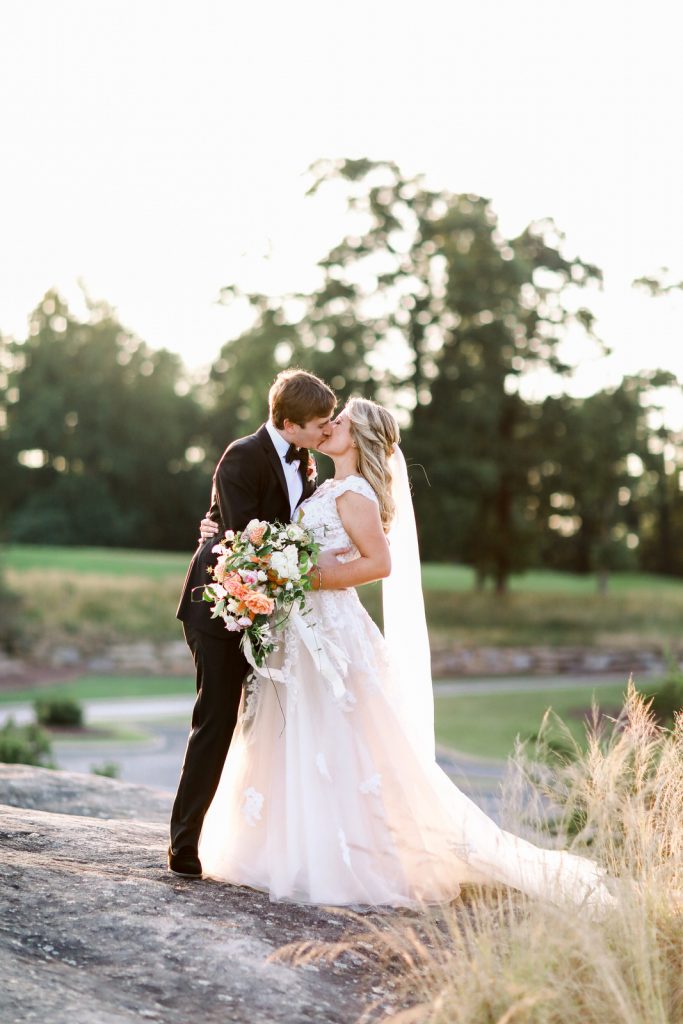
[271,546,301,580]
[286,524,304,542]
[284,543,301,578]
[269,552,285,577]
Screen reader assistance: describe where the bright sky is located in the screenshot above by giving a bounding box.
[1,1,682,416]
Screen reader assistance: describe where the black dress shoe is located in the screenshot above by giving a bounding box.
[168,845,202,878]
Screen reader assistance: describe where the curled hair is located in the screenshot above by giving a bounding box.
[346,397,401,533]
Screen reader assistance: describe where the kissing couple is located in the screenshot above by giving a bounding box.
[170,369,615,911]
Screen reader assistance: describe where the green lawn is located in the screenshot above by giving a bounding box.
[422,564,683,595]
[434,684,631,760]
[4,543,683,652]
[49,724,153,744]
[0,675,195,705]
[7,544,683,593]
[4,544,187,580]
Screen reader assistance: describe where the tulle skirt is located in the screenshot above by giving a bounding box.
[199,589,614,910]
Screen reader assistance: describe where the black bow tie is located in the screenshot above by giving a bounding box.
[284,443,302,464]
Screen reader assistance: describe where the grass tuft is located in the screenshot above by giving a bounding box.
[275,684,683,1023]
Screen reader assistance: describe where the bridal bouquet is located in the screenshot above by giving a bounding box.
[201,517,321,667]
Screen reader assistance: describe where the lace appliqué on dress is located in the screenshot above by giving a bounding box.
[241,674,261,722]
[338,828,352,868]
[359,773,382,796]
[280,620,299,708]
[242,787,264,827]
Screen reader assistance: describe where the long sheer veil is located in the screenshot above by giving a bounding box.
[382,445,435,762]
[380,452,618,912]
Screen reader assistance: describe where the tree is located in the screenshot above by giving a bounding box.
[226,159,605,592]
[631,268,683,576]
[0,330,19,537]
[204,297,302,456]
[5,290,208,550]
[534,372,679,591]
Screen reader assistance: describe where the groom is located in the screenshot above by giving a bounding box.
[169,369,337,877]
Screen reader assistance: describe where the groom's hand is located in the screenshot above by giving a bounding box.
[198,517,219,544]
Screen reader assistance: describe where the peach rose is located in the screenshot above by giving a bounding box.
[225,573,251,601]
[248,523,267,546]
[213,557,228,583]
[244,592,275,616]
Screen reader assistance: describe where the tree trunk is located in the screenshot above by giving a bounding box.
[493,399,514,598]
[596,568,609,595]
[494,482,512,597]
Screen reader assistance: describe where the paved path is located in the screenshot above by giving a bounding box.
[0,674,642,823]
[0,694,195,728]
[0,672,635,730]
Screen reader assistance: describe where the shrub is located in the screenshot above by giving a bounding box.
[0,718,54,767]
[91,761,120,779]
[643,671,683,725]
[34,697,84,728]
[0,562,24,653]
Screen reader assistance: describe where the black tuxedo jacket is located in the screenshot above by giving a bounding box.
[176,424,317,639]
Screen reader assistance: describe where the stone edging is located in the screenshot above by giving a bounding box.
[1,640,678,684]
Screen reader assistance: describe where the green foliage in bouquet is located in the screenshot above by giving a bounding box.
[202,517,321,667]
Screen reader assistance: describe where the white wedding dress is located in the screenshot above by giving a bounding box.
[199,474,615,910]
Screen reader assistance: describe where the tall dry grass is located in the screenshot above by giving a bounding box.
[11,554,683,653]
[8,568,182,647]
[274,683,683,1023]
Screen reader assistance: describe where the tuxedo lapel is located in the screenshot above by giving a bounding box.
[256,424,290,508]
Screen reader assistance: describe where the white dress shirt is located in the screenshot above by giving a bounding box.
[265,420,304,516]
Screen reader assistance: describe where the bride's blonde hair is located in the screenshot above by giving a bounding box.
[346,397,401,533]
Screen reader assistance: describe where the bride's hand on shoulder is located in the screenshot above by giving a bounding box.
[312,548,352,588]
[318,492,391,589]
[338,491,391,578]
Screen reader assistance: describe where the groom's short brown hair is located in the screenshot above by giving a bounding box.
[269,369,336,428]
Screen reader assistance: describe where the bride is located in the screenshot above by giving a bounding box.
[199,397,615,910]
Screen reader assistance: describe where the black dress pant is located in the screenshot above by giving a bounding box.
[169,623,249,854]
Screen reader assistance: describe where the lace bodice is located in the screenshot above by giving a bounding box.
[299,475,379,562]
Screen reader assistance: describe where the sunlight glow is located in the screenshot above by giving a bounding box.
[0,0,681,422]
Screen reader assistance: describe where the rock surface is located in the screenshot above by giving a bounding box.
[0,766,401,1024]
[0,763,174,822]
[430,643,672,678]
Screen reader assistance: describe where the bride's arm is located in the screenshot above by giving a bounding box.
[313,491,391,590]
